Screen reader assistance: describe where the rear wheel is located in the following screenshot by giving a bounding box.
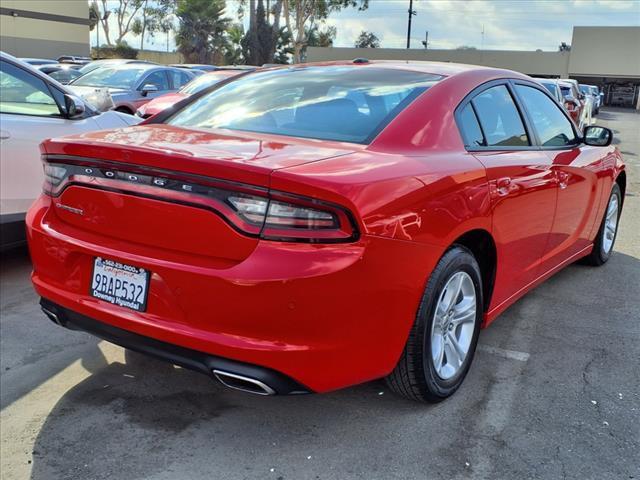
[386,246,483,402]
[584,183,621,266]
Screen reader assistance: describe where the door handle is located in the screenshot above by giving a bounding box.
[557,171,569,189]
[495,177,512,196]
[0,130,10,140]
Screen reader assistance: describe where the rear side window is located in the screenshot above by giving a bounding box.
[458,104,485,147]
[472,85,529,147]
[142,70,170,91]
[170,70,192,89]
[515,85,577,147]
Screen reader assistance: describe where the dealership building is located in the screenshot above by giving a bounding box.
[307,26,640,109]
[0,1,90,59]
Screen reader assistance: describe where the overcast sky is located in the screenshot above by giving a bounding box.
[94,0,640,53]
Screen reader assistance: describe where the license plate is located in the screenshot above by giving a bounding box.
[90,258,149,312]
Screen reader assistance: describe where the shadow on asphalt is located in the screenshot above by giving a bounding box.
[26,251,640,480]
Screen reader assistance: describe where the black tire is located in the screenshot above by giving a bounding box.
[584,183,622,266]
[386,246,483,402]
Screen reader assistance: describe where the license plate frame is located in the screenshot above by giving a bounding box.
[90,257,150,312]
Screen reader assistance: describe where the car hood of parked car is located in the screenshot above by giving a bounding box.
[40,124,361,186]
[137,93,187,117]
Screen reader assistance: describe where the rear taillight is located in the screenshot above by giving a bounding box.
[42,159,357,243]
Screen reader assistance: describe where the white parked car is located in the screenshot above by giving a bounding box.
[0,52,141,249]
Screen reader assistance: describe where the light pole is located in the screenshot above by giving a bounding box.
[422,30,429,49]
[406,0,417,49]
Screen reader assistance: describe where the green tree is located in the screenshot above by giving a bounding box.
[225,23,246,64]
[558,42,571,52]
[175,0,230,64]
[354,30,379,48]
[132,0,175,51]
[274,27,294,64]
[92,0,145,46]
[241,0,284,66]
[283,0,368,63]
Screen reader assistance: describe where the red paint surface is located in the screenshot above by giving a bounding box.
[28,62,625,392]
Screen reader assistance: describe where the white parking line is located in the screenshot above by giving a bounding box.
[478,344,530,362]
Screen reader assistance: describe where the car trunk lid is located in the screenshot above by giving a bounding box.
[41,125,357,261]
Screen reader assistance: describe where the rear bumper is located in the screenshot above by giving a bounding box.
[40,298,309,395]
[27,195,440,393]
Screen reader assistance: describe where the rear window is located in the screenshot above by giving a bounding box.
[167,66,442,144]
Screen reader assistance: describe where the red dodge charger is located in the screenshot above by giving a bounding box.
[27,61,625,402]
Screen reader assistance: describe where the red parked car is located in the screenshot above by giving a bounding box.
[136,69,251,118]
[28,61,626,402]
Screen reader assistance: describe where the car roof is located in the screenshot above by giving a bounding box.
[288,59,528,81]
[91,63,184,73]
[18,57,57,64]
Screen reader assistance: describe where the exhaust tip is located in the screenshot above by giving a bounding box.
[42,307,61,325]
[213,369,276,396]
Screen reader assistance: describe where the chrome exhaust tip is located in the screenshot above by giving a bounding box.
[42,307,61,325]
[213,370,276,396]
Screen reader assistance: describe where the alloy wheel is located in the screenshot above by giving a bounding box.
[430,271,477,380]
[602,194,619,254]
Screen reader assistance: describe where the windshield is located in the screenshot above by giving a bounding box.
[180,72,238,95]
[73,67,146,89]
[560,86,572,97]
[579,85,589,94]
[167,66,442,144]
[540,82,556,95]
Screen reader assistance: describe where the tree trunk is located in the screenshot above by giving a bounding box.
[140,0,148,50]
[99,0,112,45]
[268,0,283,62]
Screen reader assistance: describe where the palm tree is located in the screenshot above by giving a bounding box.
[175,0,230,64]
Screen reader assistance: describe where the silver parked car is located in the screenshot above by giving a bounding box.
[77,58,156,76]
[69,64,195,114]
[0,52,141,249]
[533,77,564,103]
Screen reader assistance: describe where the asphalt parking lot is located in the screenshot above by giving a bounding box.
[1,108,638,480]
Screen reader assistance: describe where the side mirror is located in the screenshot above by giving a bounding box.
[140,84,158,97]
[583,125,612,147]
[64,94,85,118]
[578,93,586,101]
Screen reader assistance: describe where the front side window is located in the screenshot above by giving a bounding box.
[142,70,170,91]
[0,60,61,116]
[471,85,529,147]
[167,67,442,144]
[515,85,577,147]
[73,67,146,89]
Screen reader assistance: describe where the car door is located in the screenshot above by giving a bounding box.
[512,82,606,272]
[0,59,123,222]
[133,69,171,109]
[458,82,558,310]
